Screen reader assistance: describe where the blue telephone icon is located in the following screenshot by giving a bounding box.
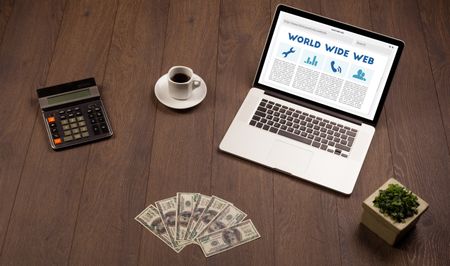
[330,61,342,73]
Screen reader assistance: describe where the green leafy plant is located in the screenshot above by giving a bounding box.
[373,183,420,223]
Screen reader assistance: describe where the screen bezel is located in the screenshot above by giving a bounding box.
[253,4,404,126]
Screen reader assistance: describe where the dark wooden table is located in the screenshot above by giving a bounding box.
[0,0,449,265]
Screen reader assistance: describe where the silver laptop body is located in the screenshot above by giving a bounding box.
[220,5,404,194]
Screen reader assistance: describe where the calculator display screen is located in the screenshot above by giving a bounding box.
[47,89,91,105]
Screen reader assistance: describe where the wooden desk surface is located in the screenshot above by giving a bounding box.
[0,0,449,265]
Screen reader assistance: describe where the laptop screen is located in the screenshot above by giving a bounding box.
[255,6,403,124]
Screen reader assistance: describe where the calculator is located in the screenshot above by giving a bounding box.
[37,78,113,150]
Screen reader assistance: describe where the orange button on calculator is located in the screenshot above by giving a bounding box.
[37,78,113,150]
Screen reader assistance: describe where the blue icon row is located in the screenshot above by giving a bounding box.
[282,47,296,58]
[330,61,342,73]
[352,69,366,81]
[304,56,318,66]
[277,43,371,83]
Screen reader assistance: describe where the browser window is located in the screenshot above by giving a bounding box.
[259,11,399,120]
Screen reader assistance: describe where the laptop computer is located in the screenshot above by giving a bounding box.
[219,4,404,194]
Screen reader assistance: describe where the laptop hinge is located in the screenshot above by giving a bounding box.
[264,90,363,126]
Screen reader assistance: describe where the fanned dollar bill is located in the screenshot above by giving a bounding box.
[176,192,199,241]
[137,193,260,257]
[134,204,184,253]
[185,194,211,240]
[188,195,230,239]
[196,204,247,238]
[196,219,261,257]
[155,196,188,250]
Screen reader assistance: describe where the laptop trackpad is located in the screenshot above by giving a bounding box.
[267,141,312,175]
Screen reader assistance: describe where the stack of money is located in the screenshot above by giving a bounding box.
[135,193,261,257]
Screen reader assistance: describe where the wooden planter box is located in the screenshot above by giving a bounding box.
[361,178,428,245]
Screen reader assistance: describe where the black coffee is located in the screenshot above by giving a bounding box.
[170,73,190,83]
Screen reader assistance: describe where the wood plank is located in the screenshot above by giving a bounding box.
[138,0,220,265]
[277,0,320,14]
[209,0,274,265]
[268,1,341,265]
[418,0,450,150]
[0,0,65,257]
[0,0,117,264]
[67,0,169,264]
[370,0,450,264]
[0,1,447,264]
[320,0,401,264]
[0,0,14,45]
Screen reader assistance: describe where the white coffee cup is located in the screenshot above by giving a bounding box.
[167,66,201,100]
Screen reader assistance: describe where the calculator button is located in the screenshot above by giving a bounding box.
[96,112,103,117]
[72,128,80,134]
[59,110,65,114]
[100,123,108,133]
[64,130,72,136]
[66,109,72,113]
[81,132,89,138]
[62,125,70,130]
[98,117,104,122]
[77,116,84,122]
[70,123,78,129]
[53,138,62,145]
[75,111,82,116]
[68,113,74,118]
[94,107,100,111]
[64,136,73,142]
[87,109,92,114]
[47,117,56,123]
[49,123,56,128]
[73,134,81,140]
[80,126,88,132]
[78,121,86,126]
[61,119,68,125]
[93,125,100,134]
[69,118,77,123]
[52,134,59,138]
[90,119,97,124]
[60,115,66,119]
[51,127,57,133]
[88,114,95,119]
[74,107,80,111]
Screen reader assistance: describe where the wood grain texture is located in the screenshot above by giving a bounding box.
[138,0,220,265]
[0,0,65,258]
[320,0,400,264]
[418,0,450,150]
[0,0,117,264]
[67,0,168,265]
[0,0,14,46]
[370,0,450,264]
[0,1,448,265]
[210,0,274,265]
[269,1,341,265]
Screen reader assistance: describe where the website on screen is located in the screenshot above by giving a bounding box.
[259,11,399,120]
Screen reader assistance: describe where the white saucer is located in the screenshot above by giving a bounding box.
[154,74,207,109]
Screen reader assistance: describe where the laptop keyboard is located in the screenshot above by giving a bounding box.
[249,99,358,158]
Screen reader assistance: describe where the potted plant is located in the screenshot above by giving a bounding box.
[361,178,428,245]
